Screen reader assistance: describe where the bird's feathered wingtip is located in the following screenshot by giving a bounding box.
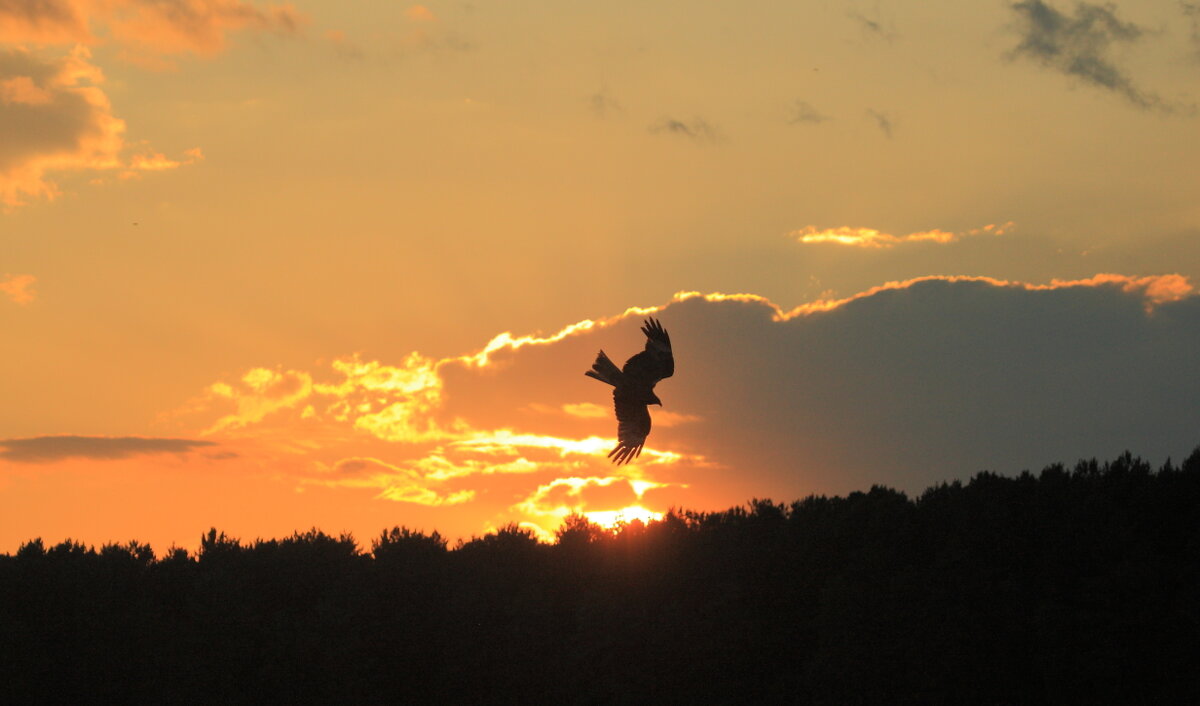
[641,317,670,345]
[608,441,644,465]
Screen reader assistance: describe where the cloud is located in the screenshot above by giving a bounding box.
[792,222,1014,248]
[659,276,1198,497]
[649,117,722,143]
[1184,2,1200,58]
[405,5,436,23]
[1,273,35,303]
[310,457,475,506]
[1007,0,1174,111]
[561,402,609,419]
[0,46,122,207]
[394,4,471,55]
[0,46,202,209]
[788,100,829,125]
[866,108,894,137]
[203,366,315,433]
[1,2,281,209]
[589,85,621,118]
[512,475,666,535]
[0,0,303,60]
[0,435,218,463]
[0,0,92,44]
[126,146,203,172]
[182,273,1200,540]
[179,305,702,534]
[848,9,896,41]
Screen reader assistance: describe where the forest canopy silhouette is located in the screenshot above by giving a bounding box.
[3,448,1198,704]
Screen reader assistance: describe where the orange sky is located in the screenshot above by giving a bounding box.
[3,1,1199,553]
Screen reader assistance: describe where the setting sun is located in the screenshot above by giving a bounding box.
[584,505,665,529]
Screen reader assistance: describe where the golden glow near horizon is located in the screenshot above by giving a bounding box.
[3,1,1198,553]
[5,275,1199,549]
[584,505,664,529]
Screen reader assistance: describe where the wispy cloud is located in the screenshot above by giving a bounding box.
[394,2,472,55]
[848,9,896,41]
[1,273,35,304]
[649,117,722,143]
[866,108,894,138]
[1007,0,1177,111]
[309,457,476,506]
[1184,2,1200,59]
[0,0,94,45]
[788,100,829,125]
[0,435,218,463]
[561,402,609,419]
[122,147,203,177]
[0,0,304,64]
[791,222,1014,248]
[589,85,621,118]
[405,5,437,23]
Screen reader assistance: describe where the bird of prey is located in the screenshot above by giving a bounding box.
[584,317,674,464]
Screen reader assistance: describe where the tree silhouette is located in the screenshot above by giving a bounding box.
[2,447,1199,703]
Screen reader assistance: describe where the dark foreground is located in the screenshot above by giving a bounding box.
[3,450,1199,704]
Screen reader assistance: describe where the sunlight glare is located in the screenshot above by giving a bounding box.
[584,505,663,529]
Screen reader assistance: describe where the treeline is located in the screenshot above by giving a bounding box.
[2,450,1199,704]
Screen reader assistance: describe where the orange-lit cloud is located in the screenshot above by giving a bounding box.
[0,46,122,207]
[114,0,301,56]
[178,309,705,538]
[2,1,295,208]
[1049,273,1193,308]
[791,222,1014,248]
[127,146,203,171]
[0,0,93,45]
[393,3,472,55]
[405,5,436,23]
[204,367,314,433]
[1,273,35,304]
[170,272,1200,543]
[561,402,609,419]
[512,475,668,538]
[0,46,203,208]
[779,273,1193,317]
[0,0,303,58]
[546,398,699,426]
[311,457,475,506]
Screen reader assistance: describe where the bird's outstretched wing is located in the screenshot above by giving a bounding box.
[609,394,651,465]
[621,317,673,382]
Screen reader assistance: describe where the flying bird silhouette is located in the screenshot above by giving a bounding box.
[584,317,674,464]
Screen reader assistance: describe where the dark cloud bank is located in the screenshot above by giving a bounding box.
[442,278,1200,506]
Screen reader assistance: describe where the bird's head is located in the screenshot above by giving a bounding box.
[647,391,663,406]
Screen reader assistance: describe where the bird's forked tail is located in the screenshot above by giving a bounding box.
[584,350,622,386]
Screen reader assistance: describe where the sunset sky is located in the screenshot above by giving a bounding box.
[3,0,1199,552]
